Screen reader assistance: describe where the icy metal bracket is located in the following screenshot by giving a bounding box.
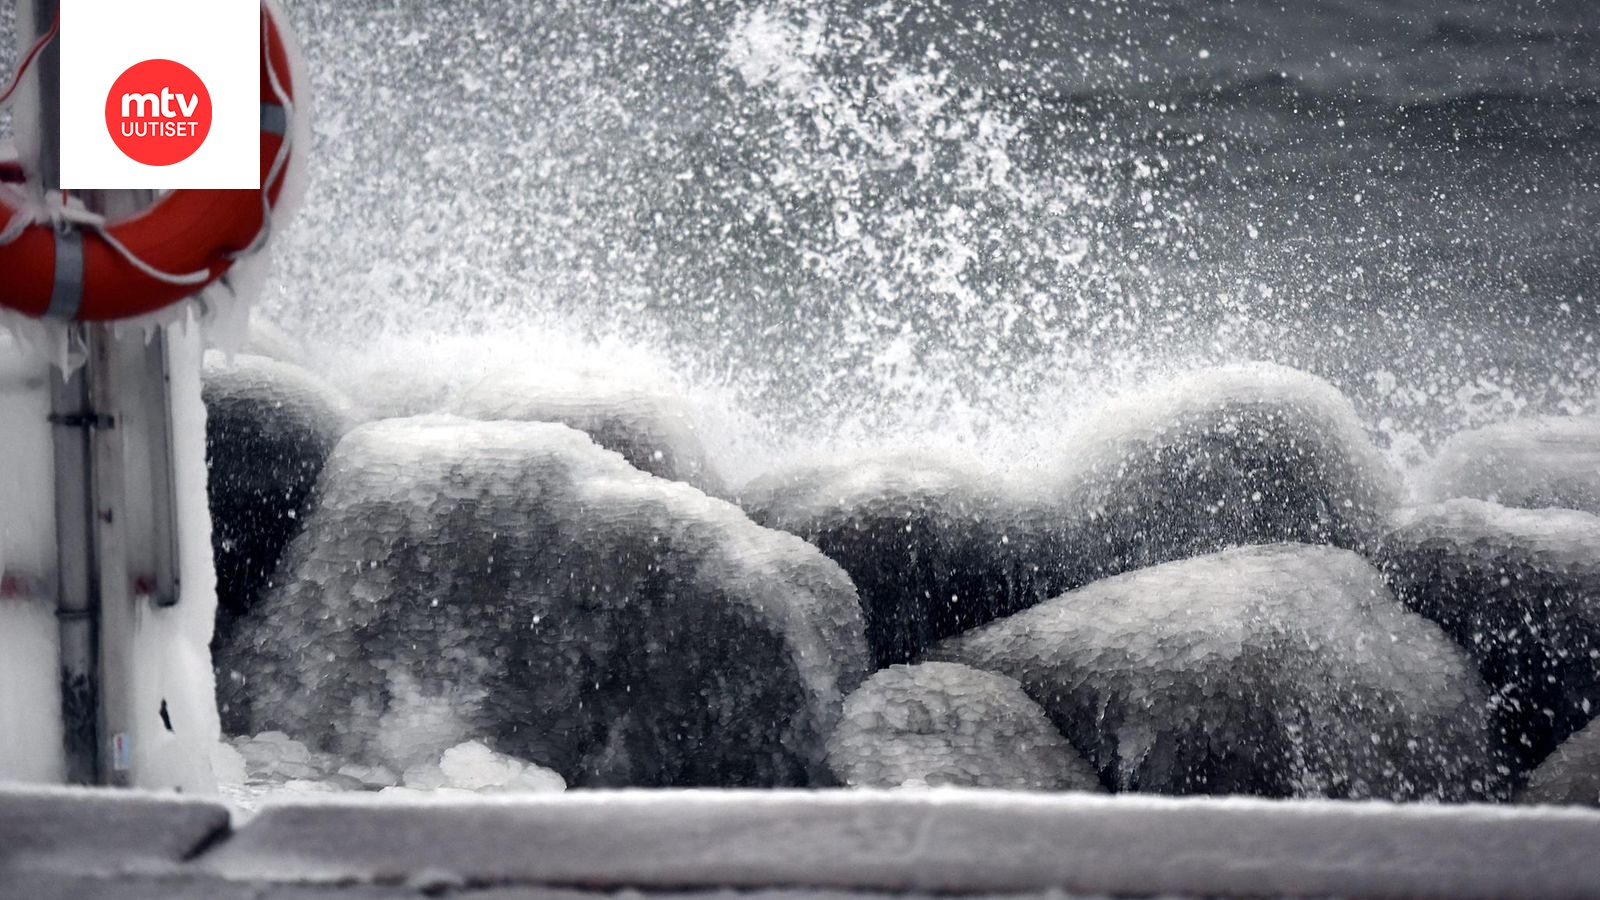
[48,411,117,430]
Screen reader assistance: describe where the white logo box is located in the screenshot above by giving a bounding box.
[60,0,260,190]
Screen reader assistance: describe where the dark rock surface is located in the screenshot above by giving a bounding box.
[204,351,353,732]
[1520,715,1600,807]
[1377,499,1600,779]
[741,453,1063,667]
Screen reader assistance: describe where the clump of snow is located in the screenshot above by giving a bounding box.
[1419,416,1600,515]
[215,732,349,809]
[1520,716,1600,807]
[217,416,868,787]
[1047,364,1402,582]
[1378,499,1600,779]
[932,544,1497,801]
[234,731,325,782]
[742,450,1066,667]
[386,741,566,797]
[827,662,1103,792]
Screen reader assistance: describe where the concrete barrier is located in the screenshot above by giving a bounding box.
[4,786,1600,898]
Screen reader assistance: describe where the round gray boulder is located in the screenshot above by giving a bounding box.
[1049,364,1401,583]
[827,662,1103,791]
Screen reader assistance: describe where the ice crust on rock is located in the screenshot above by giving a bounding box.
[932,544,1496,801]
[827,662,1103,791]
[1520,716,1600,807]
[1420,416,1600,515]
[217,416,868,788]
[455,362,722,493]
[1378,499,1600,778]
[204,352,353,732]
[1048,364,1401,582]
[317,335,721,491]
[741,452,1065,666]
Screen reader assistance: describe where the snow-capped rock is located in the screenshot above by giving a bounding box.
[316,335,720,491]
[1520,716,1600,807]
[741,452,1065,666]
[216,416,868,788]
[931,544,1496,801]
[455,362,721,493]
[204,352,352,732]
[1420,416,1600,515]
[827,662,1102,791]
[1049,364,1401,582]
[1377,500,1600,778]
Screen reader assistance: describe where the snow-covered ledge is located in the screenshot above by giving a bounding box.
[3,786,1598,899]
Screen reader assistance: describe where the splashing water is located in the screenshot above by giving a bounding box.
[8,0,1596,478]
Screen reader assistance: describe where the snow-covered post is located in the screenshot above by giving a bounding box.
[19,0,104,788]
[25,0,194,788]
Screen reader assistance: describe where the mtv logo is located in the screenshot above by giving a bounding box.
[59,0,260,189]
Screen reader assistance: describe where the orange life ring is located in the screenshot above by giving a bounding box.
[0,2,295,322]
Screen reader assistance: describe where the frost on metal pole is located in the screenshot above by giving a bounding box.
[26,0,184,787]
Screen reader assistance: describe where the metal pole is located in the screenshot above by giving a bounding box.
[24,0,103,787]
[29,0,148,787]
[32,0,182,786]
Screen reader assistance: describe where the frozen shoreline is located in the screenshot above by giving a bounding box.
[6,784,1600,899]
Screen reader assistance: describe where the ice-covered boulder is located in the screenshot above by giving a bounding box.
[741,453,1067,666]
[826,662,1102,791]
[204,352,352,725]
[318,336,721,492]
[217,416,868,788]
[1377,500,1600,777]
[455,363,721,493]
[1520,717,1600,807]
[931,544,1496,801]
[1050,365,1401,582]
[1419,416,1600,515]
